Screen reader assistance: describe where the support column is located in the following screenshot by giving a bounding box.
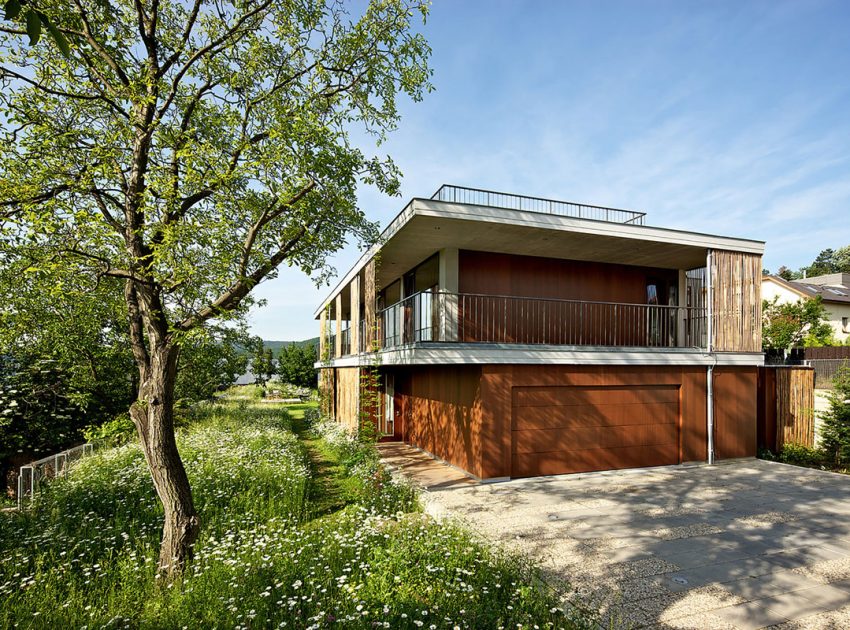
[335,293,343,358]
[438,247,459,342]
[677,269,687,347]
[319,308,328,360]
[349,274,361,354]
[364,259,377,351]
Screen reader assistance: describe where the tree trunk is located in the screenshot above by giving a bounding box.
[129,342,200,578]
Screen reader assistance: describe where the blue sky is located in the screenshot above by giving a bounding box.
[249,0,850,341]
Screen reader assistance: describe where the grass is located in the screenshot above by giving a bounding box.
[0,401,590,629]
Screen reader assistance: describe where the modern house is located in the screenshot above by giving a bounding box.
[762,273,850,344]
[315,185,764,480]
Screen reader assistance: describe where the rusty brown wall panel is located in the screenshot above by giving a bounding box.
[513,422,678,454]
[513,443,680,477]
[458,251,679,346]
[513,384,680,408]
[757,367,777,452]
[459,250,677,301]
[513,401,679,431]
[395,365,484,478]
[478,365,709,477]
[713,367,758,459]
[681,368,708,462]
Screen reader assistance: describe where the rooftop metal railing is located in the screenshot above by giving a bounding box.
[431,184,647,225]
[375,291,706,351]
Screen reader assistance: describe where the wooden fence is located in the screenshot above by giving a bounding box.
[757,366,815,452]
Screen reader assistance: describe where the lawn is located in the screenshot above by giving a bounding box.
[0,401,591,629]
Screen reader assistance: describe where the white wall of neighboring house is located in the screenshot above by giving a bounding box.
[762,277,850,344]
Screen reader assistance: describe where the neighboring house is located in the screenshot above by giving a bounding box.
[314,185,765,480]
[762,274,850,344]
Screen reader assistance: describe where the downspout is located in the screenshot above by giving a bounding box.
[706,249,715,465]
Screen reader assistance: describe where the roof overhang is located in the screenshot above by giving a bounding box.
[314,198,765,318]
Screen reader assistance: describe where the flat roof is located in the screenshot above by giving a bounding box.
[314,195,765,318]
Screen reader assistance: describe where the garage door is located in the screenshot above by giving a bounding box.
[511,385,680,477]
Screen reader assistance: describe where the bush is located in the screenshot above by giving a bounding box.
[821,366,850,466]
[777,442,824,467]
[83,412,136,448]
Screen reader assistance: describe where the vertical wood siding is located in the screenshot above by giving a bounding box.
[335,367,360,430]
[710,250,762,352]
[776,367,815,449]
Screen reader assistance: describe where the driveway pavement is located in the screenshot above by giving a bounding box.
[412,457,850,629]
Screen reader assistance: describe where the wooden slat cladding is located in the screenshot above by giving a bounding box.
[319,368,335,418]
[711,250,762,352]
[335,367,360,430]
[713,367,758,459]
[776,367,815,449]
[510,384,679,477]
[395,365,484,478]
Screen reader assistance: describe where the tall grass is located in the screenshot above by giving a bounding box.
[0,402,589,629]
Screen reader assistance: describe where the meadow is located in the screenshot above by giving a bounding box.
[0,401,591,629]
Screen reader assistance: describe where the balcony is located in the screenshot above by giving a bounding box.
[374,291,706,351]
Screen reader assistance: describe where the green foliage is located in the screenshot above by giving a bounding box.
[82,412,135,448]
[0,402,585,629]
[2,0,70,54]
[820,367,850,466]
[175,327,250,402]
[777,442,825,467]
[0,356,88,477]
[762,296,833,350]
[250,338,276,388]
[804,248,839,277]
[277,342,318,388]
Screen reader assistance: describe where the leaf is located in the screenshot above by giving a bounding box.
[26,8,41,46]
[4,0,20,20]
[45,19,70,57]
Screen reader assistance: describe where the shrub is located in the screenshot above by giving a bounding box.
[777,442,824,467]
[821,366,850,466]
[83,412,136,448]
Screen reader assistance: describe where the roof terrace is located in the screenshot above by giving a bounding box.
[431,184,647,225]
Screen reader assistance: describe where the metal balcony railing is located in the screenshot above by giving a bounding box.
[431,184,647,225]
[376,291,706,350]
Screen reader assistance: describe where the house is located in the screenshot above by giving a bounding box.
[762,274,850,344]
[314,185,765,480]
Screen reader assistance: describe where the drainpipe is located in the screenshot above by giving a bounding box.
[706,249,715,465]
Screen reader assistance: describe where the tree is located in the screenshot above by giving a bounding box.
[776,265,798,281]
[278,343,318,388]
[820,367,850,466]
[762,296,833,350]
[175,327,249,402]
[804,248,838,277]
[250,339,276,388]
[834,245,850,274]
[0,0,431,576]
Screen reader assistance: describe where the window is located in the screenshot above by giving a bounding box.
[843,317,849,333]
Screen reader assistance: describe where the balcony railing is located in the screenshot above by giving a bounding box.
[376,291,706,351]
[431,185,647,225]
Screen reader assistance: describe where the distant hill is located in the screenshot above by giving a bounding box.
[236,337,319,357]
[261,338,319,353]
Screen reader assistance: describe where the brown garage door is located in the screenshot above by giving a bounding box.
[511,385,680,477]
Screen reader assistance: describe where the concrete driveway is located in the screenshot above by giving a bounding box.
[418,458,850,629]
